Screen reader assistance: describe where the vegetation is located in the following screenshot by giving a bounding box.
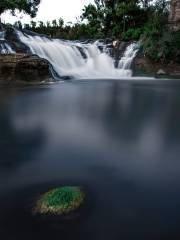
[0,0,40,18]
[9,0,168,40]
[34,186,85,215]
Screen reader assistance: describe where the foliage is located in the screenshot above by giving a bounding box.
[0,0,40,17]
[122,28,143,40]
[142,28,180,63]
[140,6,180,63]
[34,186,85,215]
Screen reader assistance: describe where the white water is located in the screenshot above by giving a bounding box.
[0,31,5,40]
[0,42,15,54]
[17,31,139,79]
[118,43,139,69]
[0,31,15,54]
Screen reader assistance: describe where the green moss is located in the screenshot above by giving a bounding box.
[34,186,85,215]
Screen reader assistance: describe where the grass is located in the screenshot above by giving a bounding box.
[34,186,85,215]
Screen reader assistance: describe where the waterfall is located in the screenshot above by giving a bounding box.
[0,42,15,54]
[17,31,139,79]
[118,43,139,69]
[0,31,5,41]
[0,31,15,54]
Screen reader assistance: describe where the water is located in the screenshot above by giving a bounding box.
[118,43,139,69]
[0,42,15,54]
[17,31,138,79]
[0,31,5,40]
[1,79,180,240]
[0,31,15,54]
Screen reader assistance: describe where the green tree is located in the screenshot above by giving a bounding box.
[58,18,64,28]
[0,0,40,18]
[52,19,57,28]
[30,20,36,29]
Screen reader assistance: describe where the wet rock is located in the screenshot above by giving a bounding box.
[0,54,52,83]
[4,26,29,54]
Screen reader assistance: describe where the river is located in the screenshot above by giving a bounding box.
[0,79,180,239]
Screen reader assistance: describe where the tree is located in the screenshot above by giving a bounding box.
[30,20,36,29]
[0,0,40,18]
[52,19,57,28]
[58,18,64,28]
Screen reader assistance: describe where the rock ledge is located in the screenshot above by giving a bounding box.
[0,54,53,83]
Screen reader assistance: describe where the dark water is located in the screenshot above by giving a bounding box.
[1,79,180,240]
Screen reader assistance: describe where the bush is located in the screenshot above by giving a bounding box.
[141,28,180,63]
[122,28,143,41]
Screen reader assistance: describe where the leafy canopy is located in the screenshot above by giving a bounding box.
[0,0,40,17]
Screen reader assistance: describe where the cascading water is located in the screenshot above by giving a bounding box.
[0,31,5,41]
[0,31,15,54]
[17,31,139,79]
[118,43,139,69]
[0,42,15,54]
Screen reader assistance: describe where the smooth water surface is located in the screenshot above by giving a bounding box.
[1,80,180,240]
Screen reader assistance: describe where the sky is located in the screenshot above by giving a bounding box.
[2,0,94,24]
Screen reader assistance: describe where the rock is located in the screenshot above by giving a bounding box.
[109,40,128,68]
[34,186,85,215]
[134,54,180,77]
[156,69,166,75]
[0,54,52,83]
[4,26,30,54]
[169,0,180,31]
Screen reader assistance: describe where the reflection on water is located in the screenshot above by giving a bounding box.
[1,80,180,240]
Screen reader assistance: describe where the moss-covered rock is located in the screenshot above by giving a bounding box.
[34,186,85,215]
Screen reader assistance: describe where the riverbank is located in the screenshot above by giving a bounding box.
[134,53,180,78]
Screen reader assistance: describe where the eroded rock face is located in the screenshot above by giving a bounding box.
[134,55,180,77]
[169,0,180,31]
[0,54,52,83]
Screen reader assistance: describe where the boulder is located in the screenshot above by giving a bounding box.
[156,69,166,75]
[0,54,52,83]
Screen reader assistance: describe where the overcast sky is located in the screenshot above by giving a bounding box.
[2,0,94,24]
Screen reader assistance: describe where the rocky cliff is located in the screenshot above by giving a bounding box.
[169,0,180,31]
[134,54,180,77]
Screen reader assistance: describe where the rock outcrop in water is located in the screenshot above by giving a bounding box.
[34,186,85,215]
[0,54,52,83]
